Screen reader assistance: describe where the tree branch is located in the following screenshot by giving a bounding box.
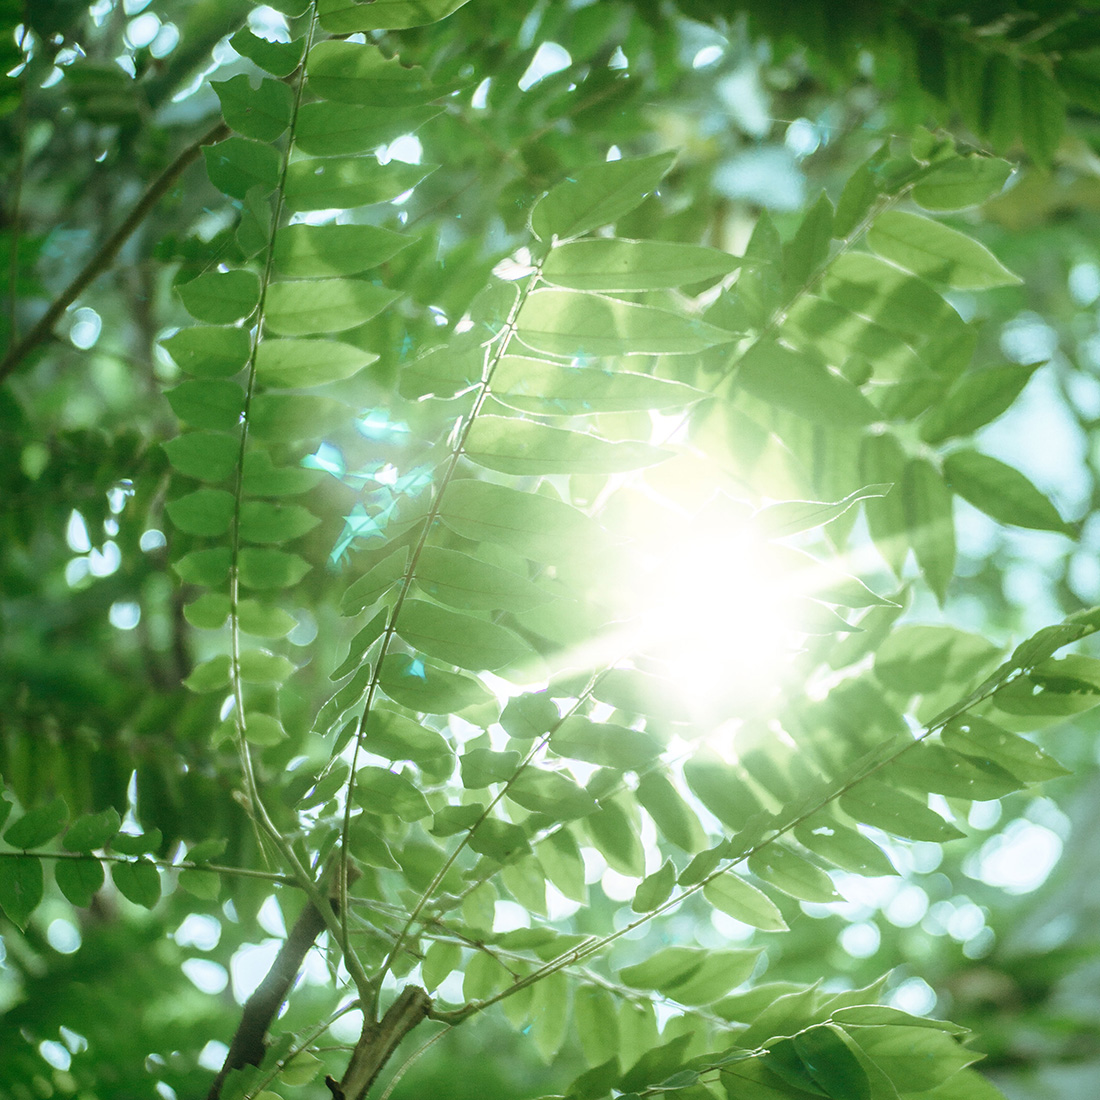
[328,986,432,1100]
[0,121,229,383]
[205,896,330,1100]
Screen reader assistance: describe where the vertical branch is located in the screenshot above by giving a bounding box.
[6,9,29,345]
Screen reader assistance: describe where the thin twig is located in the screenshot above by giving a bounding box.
[0,120,229,381]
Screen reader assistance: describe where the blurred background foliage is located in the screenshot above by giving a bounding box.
[4,2,1100,1099]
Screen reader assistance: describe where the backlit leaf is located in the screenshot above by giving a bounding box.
[379,653,493,713]
[903,457,955,603]
[918,363,1039,444]
[518,289,733,357]
[238,548,311,589]
[54,857,104,908]
[264,283,398,337]
[111,858,161,908]
[944,449,1072,534]
[5,798,68,849]
[317,0,472,31]
[162,326,251,379]
[176,273,261,326]
[284,157,434,212]
[166,489,235,537]
[704,873,789,931]
[165,379,245,431]
[911,154,1013,210]
[306,41,435,104]
[256,338,379,386]
[273,223,411,278]
[839,780,964,841]
[238,501,320,544]
[296,101,440,156]
[542,238,737,291]
[633,859,676,912]
[398,599,533,672]
[748,844,838,903]
[229,29,304,77]
[214,74,292,142]
[162,432,240,482]
[415,546,550,612]
[532,152,675,241]
[868,210,1021,289]
[204,137,281,200]
[0,857,43,928]
[63,808,121,853]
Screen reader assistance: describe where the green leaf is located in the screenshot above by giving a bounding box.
[944,449,1072,534]
[886,742,1021,801]
[214,74,292,142]
[868,210,1021,289]
[537,828,586,902]
[508,768,597,818]
[464,417,668,476]
[399,599,533,672]
[782,192,834,294]
[585,796,644,876]
[353,766,431,821]
[668,948,761,1005]
[239,601,298,638]
[634,773,706,853]
[244,713,288,747]
[255,337,379,386]
[176,273,261,326]
[531,970,571,1062]
[364,708,451,775]
[330,607,388,680]
[532,152,676,241]
[306,40,436,104]
[748,844,838,903]
[832,145,887,239]
[619,946,705,995]
[633,859,676,912]
[1020,61,1064,171]
[415,546,549,612]
[941,715,1069,783]
[341,548,407,616]
[903,457,955,603]
[229,29,304,77]
[379,653,493,713]
[111,858,161,908]
[274,223,411,278]
[839,780,964,841]
[242,450,326,496]
[173,547,232,586]
[166,489,235,537]
[422,940,462,991]
[162,326,251,379]
[264,283,398,337]
[239,650,296,685]
[54,857,104,908]
[875,625,1001,695]
[517,289,733,357]
[501,692,559,741]
[848,1025,977,1092]
[684,753,764,833]
[704,873,789,931]
[919,363,1039,444]
[165,379,245,431]
[178,868,221,900]
[316,0,472,31]
[721,1057,822,1100]
[793,1025,871,1100]
[0,857,43,927]
[736,340,877,427]
[203,137,281,200]
[550,717,661,770]
[620,1035,692,1093]
[491,357,706,416]
[4,798,68,849]
[63,808,121,852]
[296,101,440,156]
[184,655,231,693]
[755,484,890,540]
[249,394,351,441]
[542,238,737,291]
[911,155,1013,210]
[110,829,162,855]
[795,816,897,877]
[438,480,602,563]
[162,431,240,483]
[238,548,310,589]
[239,500,320,544]
[284,157,434,212]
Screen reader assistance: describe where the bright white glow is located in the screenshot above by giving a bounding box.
[518,41,571,91]
[947,901,986,942]
[968,800,1002,830]
[471,77,491,109]
[230,941,280,1002]
[891,976,936,1016]
[785,117,821,158]
[545,880,582,921]
[174,913,221,951]
[966,819,1062,894]
[330,1008,364,1044]
[140,528,167,551]
[182,958,229,994]
[839,921,880,959]
[608,46,628,70]
[885,883,929,928]
[67,510,91,552]
[69,306,102,349]
[89,540,121,577]
[493,899,530,932]
[125,12,160,48]
[692,44,724,69]
[606,145,622,162]
[123,0,152,13]
[384,133,422,165]
[46,917,81,954]
[258,894,286,937]
[65,557,90,587]
[109,601,141,630]
[198,1041,228,1072]
[601,868,641,902]
[248,5,290,42]
[711,909,755,942]
[39,1040,71,1072]
[60,1027,88,1054]
[1069,261,1100,306]
[150,23,179,59]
